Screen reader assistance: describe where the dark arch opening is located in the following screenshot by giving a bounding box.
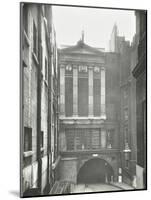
[77,158,114,184]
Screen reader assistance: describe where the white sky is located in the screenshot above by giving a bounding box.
[52,6,136,51]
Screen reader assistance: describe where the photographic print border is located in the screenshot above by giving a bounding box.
[20,2,147,198]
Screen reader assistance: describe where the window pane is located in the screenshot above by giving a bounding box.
[93,79,100,116]
[78,78,88,116]
[66,129,74,150]
[92,129,100,149]
[23,4,28,34]
[65,77,73,116]
[24,127,32,152]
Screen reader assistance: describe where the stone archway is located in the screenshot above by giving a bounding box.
[77,158,114,184]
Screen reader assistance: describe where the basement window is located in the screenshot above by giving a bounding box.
[24,127,32,167]
[24,127,32,152]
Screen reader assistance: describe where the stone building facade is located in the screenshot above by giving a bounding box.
[109,14,147,189]
[132,10,147,189]
[21,3,59,196]
[109,24,138,187]
[58,36,121,184]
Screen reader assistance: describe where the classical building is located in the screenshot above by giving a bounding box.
[21,3,59,196]
[132,10,147,189]
[58,35,121,185]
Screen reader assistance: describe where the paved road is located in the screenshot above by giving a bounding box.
[71,183,122,193]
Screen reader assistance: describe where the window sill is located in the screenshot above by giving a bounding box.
[41,147,44,152]
[32,52,39,65]
[24,151,33,157]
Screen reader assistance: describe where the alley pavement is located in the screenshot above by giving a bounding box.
[71,183,122,193]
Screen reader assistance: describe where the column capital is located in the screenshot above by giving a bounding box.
[101,66,105,70]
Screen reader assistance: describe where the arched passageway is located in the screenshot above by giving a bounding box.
[77,158,114,184]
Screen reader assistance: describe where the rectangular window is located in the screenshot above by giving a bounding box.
[33,21,38,55]
[75,129,91,150]
[123,87,128,106]
[91,129,100,149]
[78,78,88,116]
[45,57,48,81]
[124,108,128,120]
[124,126,128,144]
[101,129,106,148]
[123,87,128,99]
[23,4,28,35]
[40,131,44,157]
[66,129,75,150]
[40,131,44,148]
[101,68,106,116]
[107,129,114,148]
[24,127,32,152]
[24,127,32,167]
[66,129,109,151]
[84,130,91,150]
[65,77,73,116]
[125,160,129,168]
[75,130,82,150]
[93,79,101,116]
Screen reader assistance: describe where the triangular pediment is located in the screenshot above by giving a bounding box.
[60,40,104,55]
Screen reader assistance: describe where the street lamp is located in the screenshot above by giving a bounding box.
[123,143,131,168]
[123,143,131,157]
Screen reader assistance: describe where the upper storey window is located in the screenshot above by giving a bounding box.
[23,4,28,35]
[124,108,128,120]
[33,21,38,56]
[45,57,48,81]
[65,64,73,116]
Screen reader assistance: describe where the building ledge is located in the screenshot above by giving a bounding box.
[60,149,120,157]
[59,116,106,120]
[59,116,107,125]
[23,151,33,157]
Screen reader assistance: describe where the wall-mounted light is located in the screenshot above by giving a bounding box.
[92,154,98,157]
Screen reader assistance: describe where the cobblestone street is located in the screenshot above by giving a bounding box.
[71,183,122,193]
